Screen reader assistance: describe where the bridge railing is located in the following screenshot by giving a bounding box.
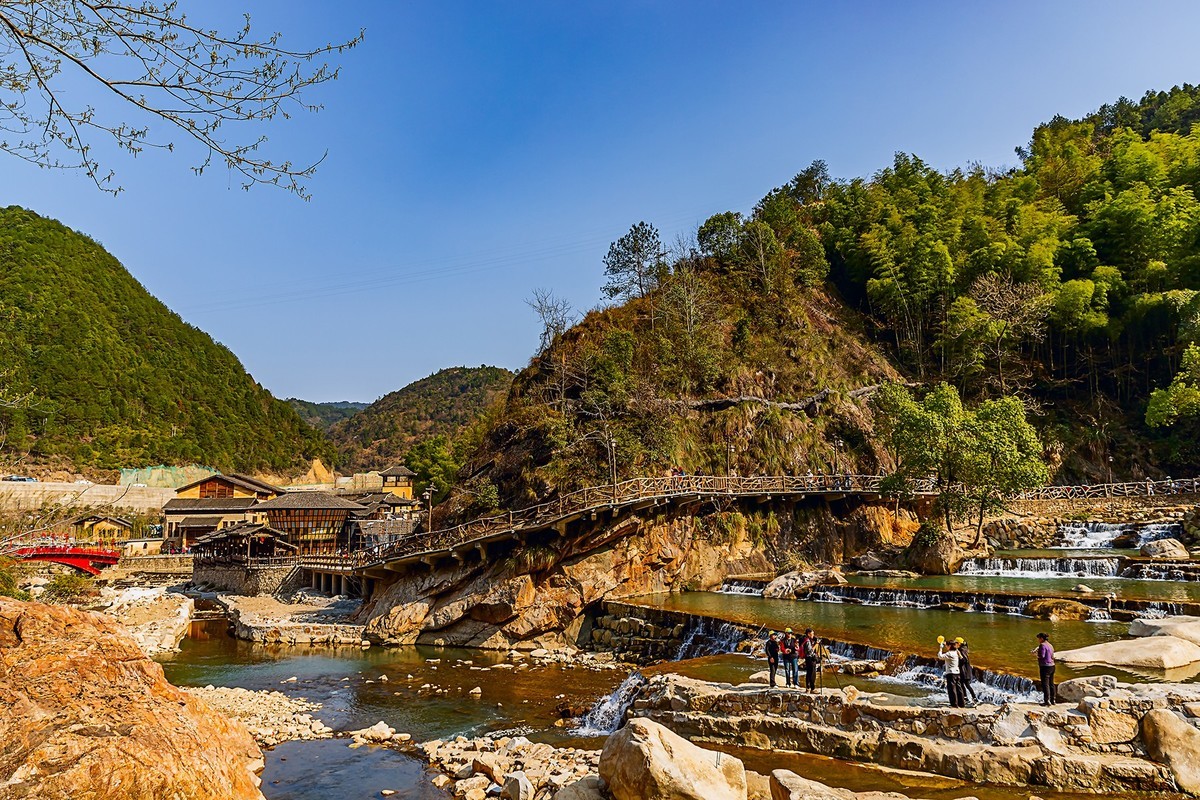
[1015,478,1200,500]
[356,473,927,567]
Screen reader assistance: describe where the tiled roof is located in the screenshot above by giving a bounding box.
[192,521,295,548]
[164,497,260,513]
[175,473,281,496]
[379,465,417,478]
[252,491,367,512]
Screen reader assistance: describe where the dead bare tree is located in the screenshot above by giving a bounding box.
[0,2,362,197]
[526,287,576,355]
[971,273,1050,392]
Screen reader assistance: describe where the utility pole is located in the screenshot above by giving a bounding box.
[609,437,618,502]
[422,487,433,532]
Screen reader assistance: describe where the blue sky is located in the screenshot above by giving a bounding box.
[3,2,1199,401]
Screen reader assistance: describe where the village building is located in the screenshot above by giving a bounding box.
[190,521,297,565]
[250,491,367,555]
[378,464,417,499]
[162,473,281,548]
[70,514,133,545]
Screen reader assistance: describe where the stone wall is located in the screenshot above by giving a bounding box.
[0,481,174,512]
[634,674,1200,793]
[116,554,194,574]
[587,601,755,662]
[194,563,301,596]
[219,596,365,646]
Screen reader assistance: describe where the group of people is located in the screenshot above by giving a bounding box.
[763,628,823,691]
[936,632,1057,707]
[934,636,979,707]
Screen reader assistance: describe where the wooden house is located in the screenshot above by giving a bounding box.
[250,491,367,555]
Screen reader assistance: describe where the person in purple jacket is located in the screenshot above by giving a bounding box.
[1033,632,1056,705]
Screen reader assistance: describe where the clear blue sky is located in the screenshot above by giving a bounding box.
[2,2,1198,402]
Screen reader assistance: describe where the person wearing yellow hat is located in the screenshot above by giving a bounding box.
[955,637,978,706]
[936,636,966,708]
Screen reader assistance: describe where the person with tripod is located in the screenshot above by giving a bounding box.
[801,628,820,692]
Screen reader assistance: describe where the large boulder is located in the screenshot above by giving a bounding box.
[0,598,264,800]
[901,527,966,575]
[1056,636,1200,670]
[763,571,816,599]
[768,770,850,800]
[1141,538,1190,559]
[1131,616,1200,648]
[599,718,747,800]
[1056,675,1118,703]
[1024,598,1095,621]
[1141,709,1200,793]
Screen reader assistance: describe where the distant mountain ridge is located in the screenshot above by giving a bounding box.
[0,206,330,473]
[285,399,369,430]
[329,366,513,471]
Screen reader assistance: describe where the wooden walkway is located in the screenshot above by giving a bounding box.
[346,473,935,571]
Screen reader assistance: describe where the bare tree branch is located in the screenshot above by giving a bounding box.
[0,2,362,197]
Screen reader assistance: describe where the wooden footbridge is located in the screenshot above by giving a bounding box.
[338,473,936,575]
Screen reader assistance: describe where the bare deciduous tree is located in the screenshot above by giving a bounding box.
[971,273,1050,392]
[0,2,362,197]
[525,287,575,355]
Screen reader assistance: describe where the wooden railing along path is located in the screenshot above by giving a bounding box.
[351,473,932,569]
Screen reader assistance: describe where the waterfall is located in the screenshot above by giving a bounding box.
[1056,521,1132,548]
[718,579,762,596]
[1136,522,1183,547]
[958,556,1121,577]
[879,657,1039,704]
[572,672,648,736]
[674,617,747,660]
[1054,520,1182,549]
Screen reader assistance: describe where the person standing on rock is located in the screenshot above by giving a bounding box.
[936,636,965,708]
[765,632,781,688]
[1033,632,1056,705]
[780,628,800,688]
[802,628,819,693]
[956,637,978,706]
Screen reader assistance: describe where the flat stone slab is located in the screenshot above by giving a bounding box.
[1057,635,1200,670]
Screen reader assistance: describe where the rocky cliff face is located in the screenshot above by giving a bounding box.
[0,598,265,800]
[363,500,911,650]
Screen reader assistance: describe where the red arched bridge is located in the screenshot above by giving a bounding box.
[2,541,121,575]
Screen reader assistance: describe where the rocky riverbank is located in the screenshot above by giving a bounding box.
[625,671,1200,793]
[185,685,334,747]
[415,717,988,800]
[219,590,366,645]
[0,597,265,800]
[95,585,193,655]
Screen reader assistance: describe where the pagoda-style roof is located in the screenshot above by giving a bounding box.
[193,522,296,549]
[252,491,367,512]
[379,465,417,478]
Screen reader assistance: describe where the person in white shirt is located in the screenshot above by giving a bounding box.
[937,636,966,708]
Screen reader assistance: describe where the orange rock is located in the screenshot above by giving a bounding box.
[0,598,265,800]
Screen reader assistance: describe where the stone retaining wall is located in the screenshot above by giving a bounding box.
[194,563,301,596]
[635,674,1200,793]
[116,554,193,574]
[218,596,365,646]
[590,600,754,662]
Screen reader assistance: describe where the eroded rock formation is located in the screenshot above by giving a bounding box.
[363,501,917,650]
[0,598,265,800]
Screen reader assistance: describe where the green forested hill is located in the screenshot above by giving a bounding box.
[286,398,369,430]
[329,366,513,473]
[449,83,1200,517]
[0,207,330,472]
